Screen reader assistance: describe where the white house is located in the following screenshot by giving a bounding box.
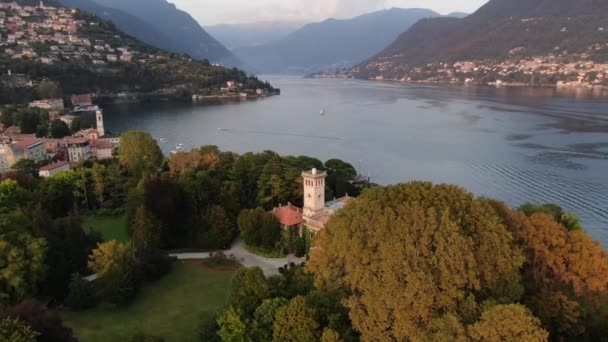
[38,160,70,178]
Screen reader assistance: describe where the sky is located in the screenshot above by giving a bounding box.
[171,0,489,26]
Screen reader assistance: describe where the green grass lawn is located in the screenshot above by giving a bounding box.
[63,262,234,342]
[83,215,129,243]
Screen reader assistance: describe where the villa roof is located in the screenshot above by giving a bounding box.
[39,160,69,171]
[14,137,42,148]
[272,204,303,227]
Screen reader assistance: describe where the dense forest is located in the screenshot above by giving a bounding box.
[1,130,607,341]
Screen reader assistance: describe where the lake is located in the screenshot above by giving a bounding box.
[104,76,608,244]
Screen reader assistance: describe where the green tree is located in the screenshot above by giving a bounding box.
[50,119,71,138]
[216,307,252,342]
[118,130,163,176]
[0,229,46,304]
[0,317,39,342]
[10,160,38,177]
[36,81,62,99]
[307,183,525,341]
[0,179,30,211]
[131,206,161,253]
[70,117,83,133]
[229,267,270,314]
[272,296,320,342]
[130,333,165,342]
[468,304,548,341]
[198,206,236,249]
[65,273,96,311]
[237,208,281,251]
[0,300,76,342]
[91,163,106,207]
[95,253,141,306]
[252,297,289,341]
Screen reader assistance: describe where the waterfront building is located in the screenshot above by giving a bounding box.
[28,98,64,110]
[66,137,91,162]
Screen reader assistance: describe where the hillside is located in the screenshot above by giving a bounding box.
[347,0,608,87]
[59,0,179,53]
[61,0,241,67]
[206,21,305,50]
[234,8,439,75]
[0,1,273,104]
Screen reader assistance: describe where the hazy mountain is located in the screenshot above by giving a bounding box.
[206,21,306,50]
[446,12,469,18]
[62,0,240,66]
[59,0,178,52]
[234,8,439,74]
[355,0,608,78]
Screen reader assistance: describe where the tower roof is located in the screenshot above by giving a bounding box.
[302,168,327,178]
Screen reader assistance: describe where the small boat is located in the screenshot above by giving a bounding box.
[177,143,184,148]
[320,109,325,115]
[169,150,178,155]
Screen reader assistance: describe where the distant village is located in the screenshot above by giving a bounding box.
[0,1,169,66]
[0,93,120,177]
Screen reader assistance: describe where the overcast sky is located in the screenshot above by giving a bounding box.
[171,0,488,26]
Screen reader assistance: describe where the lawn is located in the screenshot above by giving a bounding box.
[63,262,234,342]
[83,215,129,243]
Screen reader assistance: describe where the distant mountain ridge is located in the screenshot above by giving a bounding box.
[206,21,306,50]
[59,0,240,66]
[234,8,441,74]
[351,0,608,82]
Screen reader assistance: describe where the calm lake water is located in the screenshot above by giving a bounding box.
[104,76,608,244]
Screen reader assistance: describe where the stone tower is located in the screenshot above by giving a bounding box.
[302,168,326,218]
[96,109,105,137]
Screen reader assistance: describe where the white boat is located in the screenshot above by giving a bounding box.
[320,108,326,115]
[169,150,178,155]
[177,143,184,148]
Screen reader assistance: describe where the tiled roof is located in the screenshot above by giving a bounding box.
[39,160,69,171]
[272,204,303,227]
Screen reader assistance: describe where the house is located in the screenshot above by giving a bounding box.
[70,93,93,107]
[0,143,24,173]
[38,160,69,177]
[66,137,91,162]
[28,98,64,110]
[59,115,77,127]
[91,139,114,160]
[272,204,303,233]
[271,168,353,241]
[13,138,45,163]
[75,128,99,141]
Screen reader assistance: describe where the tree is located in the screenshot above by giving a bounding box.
[237,208,281,251]
[131,206,161,253]
[0,317,39,342]
[252,297,289,341]
[130,333,165,342]
[50,119,71,138]
[490,201,608,338]
[198,206,237,249]
[65,273,96,311]
[36,81,62,99]
[229,267,270,314]
[0,300,77,342]
[95,253,141,306]
[9,160,38,177]
[91,163,106,207]
[70,117,83,133]
[0,179,30,211]
[88,241,132,275]
[321,328,342,342]
[307,183,525,341]
[0,229,46,304]
[468,304,548,342]
[118,130,163,176]
[272,296,320,342]
[216,307,252,342]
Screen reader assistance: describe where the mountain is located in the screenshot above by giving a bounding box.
[351,0,608,84]
[60,0,240,66]
[234,8,439,74]
[0,1,273,104]
[59,0,178,52]
[206,21,306,50]
[446,12,469,18]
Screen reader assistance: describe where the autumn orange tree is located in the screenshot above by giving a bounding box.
[307,182,527,341]
[489,201,608,339]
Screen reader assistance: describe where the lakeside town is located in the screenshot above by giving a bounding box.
[316,52,608,89]
[0,93,120,176]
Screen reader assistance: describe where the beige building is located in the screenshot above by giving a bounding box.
[91,139,114,160]
[38,160,70,178]
[66,137,91,162]
[14,138,45,163]
[0,143,24,173]
[28,98,64,110]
